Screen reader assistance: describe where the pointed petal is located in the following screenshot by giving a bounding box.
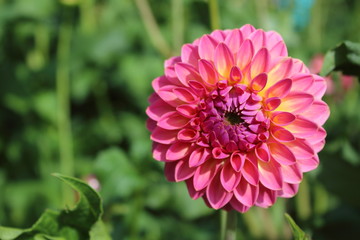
[230,198,250,213]
[177,128,199,142]
[255,184,276,208]
[229,66,243,84]
[281,163,302,184]
[214,43,234,78]
[146,98,173,121]
[241,159,259,186]
[175,62,200,87]
[250,73,268,92]
[269,142,296,165]
[277,183,299,198]
[284,116,318,138]
[220,162,242,192]
[224,29,243,54]
[251,48,270,79]
[236,39,254,70]
[193,160,221,191]
[166,142,192,161]
[297,156,319,172]
[198,59,219,86]
[258,159,283,190]
[266,58,293,88]
[152,143,168,162]
[239,24,256,37]
[189,147,211,167]
[172,87,198,103]
[266,78,292,98]
[301,100,330,126]
[186,178,204,199]
[270,126,295,142]
[264,97,281,111]
[181,43,200,67]
[206,171,233,209]
[198,34,218,61]
[269,40,288,57]
[175,159,196,181]
[285,139,315,159]
[277,92,314,114]
[291,73,314,91]
[164,162,177,182]
[230,152,246,172]
[255,143,270,162]
[271,112,296,126]
[151,127,178,144]
[234,178,259,207]
[248,29,266,52]
[157,111,189,130]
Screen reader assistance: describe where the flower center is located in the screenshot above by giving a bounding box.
[196,83,270,153]
[224,111,243,125]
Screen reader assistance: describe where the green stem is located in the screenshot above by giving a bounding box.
[171,0,184,53]
[134,0,172,57]
[56,9,74,205]
[221,210,238,240]
[209,0,220,30]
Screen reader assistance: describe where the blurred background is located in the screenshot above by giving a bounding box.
[0,0,360,239]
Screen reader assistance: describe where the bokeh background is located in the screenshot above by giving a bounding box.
[0,0,360,239]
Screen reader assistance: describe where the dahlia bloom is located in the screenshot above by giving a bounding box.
[146,24,329,212]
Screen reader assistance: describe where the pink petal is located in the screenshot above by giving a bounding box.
[176,104,198,118]
[152,143,168,162]
[234,178,259,207]
[206,171,233,209]
[269,142,296,165]
[198,34,218,61]
[164,56,181,68]
[229,66,243,84]
[255,143,270,162]
[174,62,200,87]
[285,139,315,159]
[151,127,178,144]
[186,178,204,199]
[175,159,196,181]
[250,48,270,79]
[156,88,182,107]
[177,128,199,142]
[230,152,246,172]
[236,39,254,70]
[210,29,226,41]
[165,66,183,86]
[267,58,293,88]
[264,97,281,111]
[307,75,327,99]
[271,111,296,126]
[277,92,314,114]
[281,163,302,184]
[241,158,259,186]
[172,87,198,103]
[239,24,256,37]
[230,198,250,213]
[214,43,235,78]
[193,160,221,191]
[258,159,283,190]
[248,29,266,53]
[266,78,292,98]
[220,162,242,192]
[198,59,219,86]
[224,29,243,55]
[250,73,267,92]
[277,183,299,198]
[152,76,171,92]
[164,162,177,182]
[189,147,211,167]
[212,147,230,159]
[255,184,276,208]
[269,39,288,57]
[291,73,314,91]
[166,142,192,161]
[284,116,318,138]
[270,126,295,142]
[297,155,319,172]
[301,100,330,126]
[146,118,156,132]
[265,31,284,49]
[157,111,189,130]
[146,98,173,121]
[181,44,200,67]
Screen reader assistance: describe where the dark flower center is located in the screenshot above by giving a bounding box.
[224,111,243,125]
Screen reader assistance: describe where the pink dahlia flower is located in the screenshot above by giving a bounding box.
[146,24,330,212]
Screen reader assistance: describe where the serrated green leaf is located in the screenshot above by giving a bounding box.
[285,213,311,240]
[320,41,360,78]
[0,174,110,240]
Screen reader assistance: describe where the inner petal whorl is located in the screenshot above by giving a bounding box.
[197,84,269,153]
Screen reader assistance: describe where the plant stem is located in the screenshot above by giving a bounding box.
[171,0,184,53]
[56,9,74,205]
[209,0,220,30]
[221,210,238,240]
[134,0,172,57]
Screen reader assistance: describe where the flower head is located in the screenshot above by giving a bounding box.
[146,24,330,212]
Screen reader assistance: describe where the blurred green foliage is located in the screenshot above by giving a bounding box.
[0,0,359,239]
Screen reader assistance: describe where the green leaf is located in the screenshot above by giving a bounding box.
[321,41,360,78]
[284,213,311,240]
[0,174,110,240]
